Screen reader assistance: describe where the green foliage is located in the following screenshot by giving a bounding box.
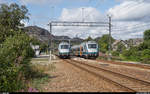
[0,3,35,92]
[0,3,29,29]
[84,36,93,42]
[98,34,115,53]
[112,51,120,56]
[120,29,150,64]
[40,43,48,52]
[0,33,35,91]
[123,46,142,61]
[141,49,150,64]
[122,44,150,63]
[30,37,41,45]
[144,29,150,41]
[0,3,29,43]
[116,42,126,53]
[138,40,150,50]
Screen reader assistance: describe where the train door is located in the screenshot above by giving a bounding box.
[80,46,83,57]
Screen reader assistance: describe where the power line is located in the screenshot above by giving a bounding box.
[112,22,150,29]
[112,24,150,31]
[112,27,150,33]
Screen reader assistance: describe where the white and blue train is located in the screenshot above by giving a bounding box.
[71,41,99,59]
[58,42,70,59]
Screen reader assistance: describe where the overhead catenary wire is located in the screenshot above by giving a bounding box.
[112,23,150,31]
[112,22,150,28]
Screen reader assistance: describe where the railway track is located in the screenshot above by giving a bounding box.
[96,59,150,70]
[63,59,150,92]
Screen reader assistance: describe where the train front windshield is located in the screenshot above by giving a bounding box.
[88,44,97,49]
[61,45,69,49]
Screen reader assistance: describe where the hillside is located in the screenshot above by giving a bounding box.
[24,26,54,43]
[23,26,84,45]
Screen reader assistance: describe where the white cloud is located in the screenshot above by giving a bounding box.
[52,0,150,40]
[52,7,108,39]
[53,5,150,40]
[59,7,106,22]
[107,0,150,40]
[21,20,28,27]
[108,0,150,22]
[111,21,150,40]
[116,0,150,3]
[21,0,150,40]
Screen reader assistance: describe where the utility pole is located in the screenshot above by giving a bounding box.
[82,8,84,22]
[108,15,112,61]
[51,6,54,20]
[49,23,52,62]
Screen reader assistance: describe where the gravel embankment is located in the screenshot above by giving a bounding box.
[75,58,150,83]
[43,59,126,92]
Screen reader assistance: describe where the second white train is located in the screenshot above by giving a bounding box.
[71,41,99,59]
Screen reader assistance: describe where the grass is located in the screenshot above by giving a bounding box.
[27,57,56,92]
[32,64,56,72]
[31,73,49,91]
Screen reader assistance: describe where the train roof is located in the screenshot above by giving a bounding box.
[80,41,97,45]
[71,41,98,49]
[59,42,69,45]
[86,41,97,44]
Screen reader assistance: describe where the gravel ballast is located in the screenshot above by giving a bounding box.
[43,59,126,92]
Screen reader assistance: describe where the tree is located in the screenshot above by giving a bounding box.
[0,33,35,91]
[122,46,141,61]
[40,43,49,53]
[116,42,126,53]
[144,29,150,41]
[0,3,29,43]
[84,36,93,41]
[98,34,115,53]
[0,3,34,91]
[138,40,150,50]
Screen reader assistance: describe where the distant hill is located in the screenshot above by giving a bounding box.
[24,26,54,43]
[23,26,84,45]
[54,36,71,40]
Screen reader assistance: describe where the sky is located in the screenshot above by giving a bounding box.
[1,0,150,40]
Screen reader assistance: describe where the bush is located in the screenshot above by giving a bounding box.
[144,29,150,41]
[0,33,35,92]
[122,47,141,62]
[141,49,150,64]
[112,51,120,56]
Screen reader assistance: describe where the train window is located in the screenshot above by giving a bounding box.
[88,44,97,48]
[61,45,69,49]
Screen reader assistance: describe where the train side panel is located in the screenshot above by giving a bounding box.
[71,41,99,59]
